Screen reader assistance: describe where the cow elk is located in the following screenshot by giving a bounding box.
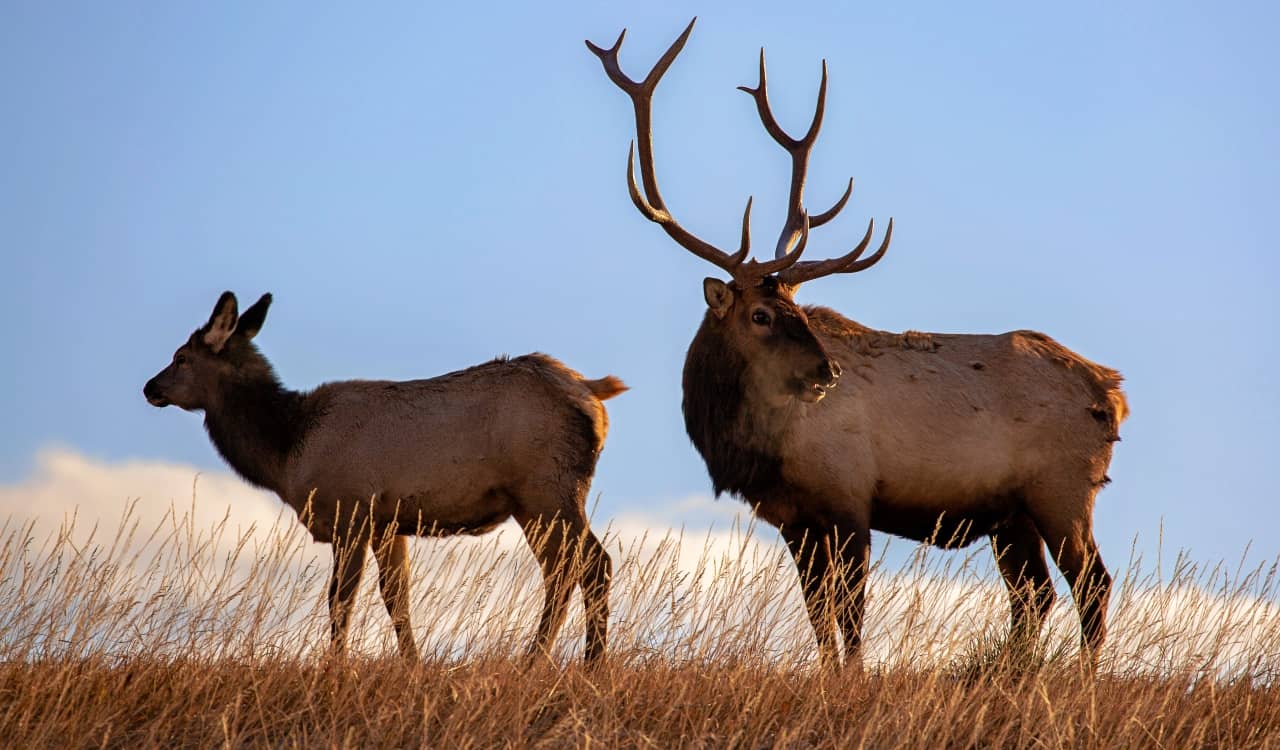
[144,292,625,662]
[588,20,1127,667]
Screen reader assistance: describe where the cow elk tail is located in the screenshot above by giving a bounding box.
[583,376,628,401]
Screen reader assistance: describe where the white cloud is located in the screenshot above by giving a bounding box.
[0,446,297,551]
[0,447,1276,678]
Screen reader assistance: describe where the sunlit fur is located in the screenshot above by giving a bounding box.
[586,16,1125,671]
[145,292,626,663]
[683,278,1127,668]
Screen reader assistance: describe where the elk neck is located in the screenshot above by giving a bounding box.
[202,358,311,496]
[682,314,797,500]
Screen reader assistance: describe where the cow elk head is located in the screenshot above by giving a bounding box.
[144,291,273,412]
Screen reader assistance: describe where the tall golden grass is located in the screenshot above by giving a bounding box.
[0,499,1276,748]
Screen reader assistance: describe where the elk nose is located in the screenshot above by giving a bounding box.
[818,359,841,383]
[143,379,167,407]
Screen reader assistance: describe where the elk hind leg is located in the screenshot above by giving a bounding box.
[577,529,611,663]
[991,512,1055,651]
[518,510,581,662]
[1033,498,1111,665]
[373,531,420,661]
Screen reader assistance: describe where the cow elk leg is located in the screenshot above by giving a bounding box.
[373,531,420,661]
[578,529,612,664]
[328,535,368,657]
[519,513,581,663]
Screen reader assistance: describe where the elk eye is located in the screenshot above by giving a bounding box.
[175,353,188,366]
[751,311,771,326]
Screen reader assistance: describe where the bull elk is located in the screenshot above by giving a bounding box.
[587,19,1127,667]
[143,292,625,662]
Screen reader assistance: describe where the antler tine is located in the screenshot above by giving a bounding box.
[589,18,751,275]
[624,140,664,221]
[737,49,798,149]
[731,197,753,267]
[777,217,871,285]
[743,211,810,277]
[842,216,893,273]
[584,28,634,91]
[778,217,893,287]
[625,142,743,269]
[739,52,844,259]
[810,178,853,228]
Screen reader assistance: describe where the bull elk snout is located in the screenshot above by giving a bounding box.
[798,358,841,402]
[818,359,841,383]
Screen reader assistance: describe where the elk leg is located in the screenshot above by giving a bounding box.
[518,514,578,662]
[372,531,420,661]
[831,524,870,665]
[578,529,612,664]
[781,524,840,667]
[1037,514,1111,664]
[990,513,1055,649]
[328,535,368,656]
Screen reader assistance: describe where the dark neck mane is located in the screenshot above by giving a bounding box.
[203,371,308,496]
[681,315,785,500]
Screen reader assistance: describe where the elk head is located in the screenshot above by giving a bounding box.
[587,18,892,405]
[144,291,273,412]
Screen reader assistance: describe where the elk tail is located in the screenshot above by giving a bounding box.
[582,375,628,401]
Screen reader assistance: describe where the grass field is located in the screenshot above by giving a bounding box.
[0,500,1276,748]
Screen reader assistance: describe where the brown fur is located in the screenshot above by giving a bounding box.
[144,292,623,663]
[682,280,1127,667]
[587,18,1124,668]
[582,375,629,401]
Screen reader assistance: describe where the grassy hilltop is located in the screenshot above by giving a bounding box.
[0,503,1276,748]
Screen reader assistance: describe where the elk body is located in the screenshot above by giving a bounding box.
[144,292,624,662]
[588,20,1127,667]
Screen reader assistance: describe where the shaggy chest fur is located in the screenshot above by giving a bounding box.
[681,320,788,501]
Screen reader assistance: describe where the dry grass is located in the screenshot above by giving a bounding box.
[0,501,1277,748]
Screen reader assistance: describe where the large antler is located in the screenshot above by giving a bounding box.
[587,18,889,287]
[738,49,893,288]
[586,18,806,280]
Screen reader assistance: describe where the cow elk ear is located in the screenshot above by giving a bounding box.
[703,278,734,320]
[235,293,272,341]
[203,291,239,353]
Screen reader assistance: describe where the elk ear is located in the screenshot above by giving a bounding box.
[703,278,734,319]
[235,293,272,340]
[202,291,239,352]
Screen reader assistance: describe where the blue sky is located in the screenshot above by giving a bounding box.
[2,2,1277,570]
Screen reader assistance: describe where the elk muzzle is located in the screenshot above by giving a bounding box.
[143,378,169,407]
[143,367,176,408]
[797,358,841,403]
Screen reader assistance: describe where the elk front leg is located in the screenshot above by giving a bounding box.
[831,524,870,666]
[372,531,420,661]
[328,535,368,656]
[781,524,840,668]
